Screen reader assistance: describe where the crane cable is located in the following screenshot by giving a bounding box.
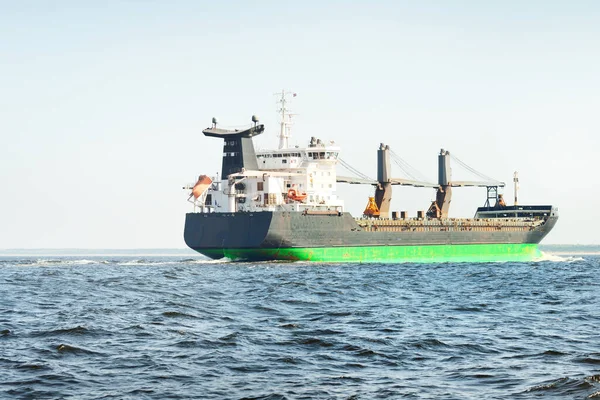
[389,149,431,182]
[449,153,502,183]
[337,157,374,181]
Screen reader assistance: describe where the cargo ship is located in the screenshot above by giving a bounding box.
[184,92,558,262]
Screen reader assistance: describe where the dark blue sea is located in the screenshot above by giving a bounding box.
[1,248,599,399]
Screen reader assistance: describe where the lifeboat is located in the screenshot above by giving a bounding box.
[287,188,308,202]
[192,175,213,199]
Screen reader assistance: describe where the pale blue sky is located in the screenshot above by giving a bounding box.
[1,1,598,247]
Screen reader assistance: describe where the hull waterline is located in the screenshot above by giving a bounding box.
[195,243,542,263]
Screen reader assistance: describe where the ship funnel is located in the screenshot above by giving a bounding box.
[202,121,264,178]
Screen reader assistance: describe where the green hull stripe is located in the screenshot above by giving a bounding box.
[199,243,541,263]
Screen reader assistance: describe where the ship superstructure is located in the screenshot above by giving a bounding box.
[193,93,344,215]
[184,92,557,262]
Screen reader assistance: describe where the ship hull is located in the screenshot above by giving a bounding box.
[184,211,557,263]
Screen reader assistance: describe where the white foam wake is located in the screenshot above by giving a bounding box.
[183,258,232,264]
[534,252,585,263]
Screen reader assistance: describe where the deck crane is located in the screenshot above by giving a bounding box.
[337,145,505,219]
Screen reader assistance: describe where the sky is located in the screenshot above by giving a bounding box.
[1,1,598,248]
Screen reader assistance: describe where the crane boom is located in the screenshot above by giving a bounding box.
[450,180,505,187]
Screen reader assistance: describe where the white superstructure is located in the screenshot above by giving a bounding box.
[188,92,345,214]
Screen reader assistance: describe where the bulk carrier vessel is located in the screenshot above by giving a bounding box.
[184,92,557,262]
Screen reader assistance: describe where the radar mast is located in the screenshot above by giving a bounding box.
[275,90,296,149]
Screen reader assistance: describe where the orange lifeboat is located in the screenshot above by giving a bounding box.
[287,188,307,202]
[192,175,213,199]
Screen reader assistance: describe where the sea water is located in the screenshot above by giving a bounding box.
[0,248,599,399]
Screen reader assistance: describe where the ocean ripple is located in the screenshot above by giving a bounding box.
[0,254,599,399]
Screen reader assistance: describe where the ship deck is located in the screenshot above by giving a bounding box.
[354,217,544,233]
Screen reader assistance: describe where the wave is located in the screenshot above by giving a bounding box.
[3,259,104,267]
[534,252,585,263]
[117,258,230,266]
[186,258,232,264]
[525,374,600,397]
[161,311,199,319]
[29,325,111,339]
[55,343,98,355]
[0,257,230,267]
[117,259,166,266]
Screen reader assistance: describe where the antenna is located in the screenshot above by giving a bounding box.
[513,171,519,205]
[275,90,296,149]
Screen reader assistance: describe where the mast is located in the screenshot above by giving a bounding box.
[513,171,519,206]
[276,90,294,149]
